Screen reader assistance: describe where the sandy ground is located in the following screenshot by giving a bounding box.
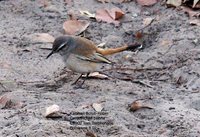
[0,0,200,137]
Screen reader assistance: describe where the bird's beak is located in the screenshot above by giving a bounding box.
[46,51,54,59]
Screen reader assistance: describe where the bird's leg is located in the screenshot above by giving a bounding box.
[72,74,83,85]
[81,73,90,85]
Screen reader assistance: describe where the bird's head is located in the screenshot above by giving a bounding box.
[46,36,73,59]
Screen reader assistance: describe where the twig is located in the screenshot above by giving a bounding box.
[131,80,153,88]
[103,66,168,72]
[100,72,153,88]
[39,47,52,50]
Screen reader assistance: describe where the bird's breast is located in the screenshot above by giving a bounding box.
[64,54,100,73]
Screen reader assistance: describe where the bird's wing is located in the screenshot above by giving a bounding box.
[71,36,112,64]
[75,53,112,64]
[72,36,97,56]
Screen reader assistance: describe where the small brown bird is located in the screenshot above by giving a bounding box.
[47,35,141,85]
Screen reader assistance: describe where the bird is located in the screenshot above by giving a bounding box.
[47,35,142,85]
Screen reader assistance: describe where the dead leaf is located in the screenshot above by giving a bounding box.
[107,7,125,20]
[45,104,61,118]
[190,19,200,26]
[86,131,97,137]
[194,1,200,8]
[89,72,108,79]
[143,17,154,26]
[31,33,55,43]
[129,101,153,112]
[136,0,158,6]
[79,10,96,18]
[63,20,90,35]
[95,9,120,26]
[0,94,23,109]
[193,0,200,8]
[166,0,182,7]
[92,103,103,112]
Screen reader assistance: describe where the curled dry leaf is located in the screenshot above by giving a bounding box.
[136,0,158,6]
[86,131,97,137]
[95,9,120,26]
[193,0,200,8]
[129,101,153,112]
[63,19,90,35]
[0,94,23,109]
[45,104,61,118]
[92,103,103,112]
[31,33,55,43]
[88,72,108,79]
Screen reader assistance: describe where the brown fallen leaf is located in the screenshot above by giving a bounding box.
[166,0,182,7]
[136,0,158,6]
[63,19,90,35]
[45,104,61,118]
[31,33,55,43]
[86,131,97,137]
[92,103,103,112]
[107,7,125,20]
[95,9,120,26]
[129,100,153,112]
[0,94,23,109]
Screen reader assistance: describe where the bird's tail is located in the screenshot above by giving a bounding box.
[96,43,142,56]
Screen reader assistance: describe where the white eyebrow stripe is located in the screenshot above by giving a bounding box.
[57,42,68,51]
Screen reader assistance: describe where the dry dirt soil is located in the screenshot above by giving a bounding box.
[1,0,200,137]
